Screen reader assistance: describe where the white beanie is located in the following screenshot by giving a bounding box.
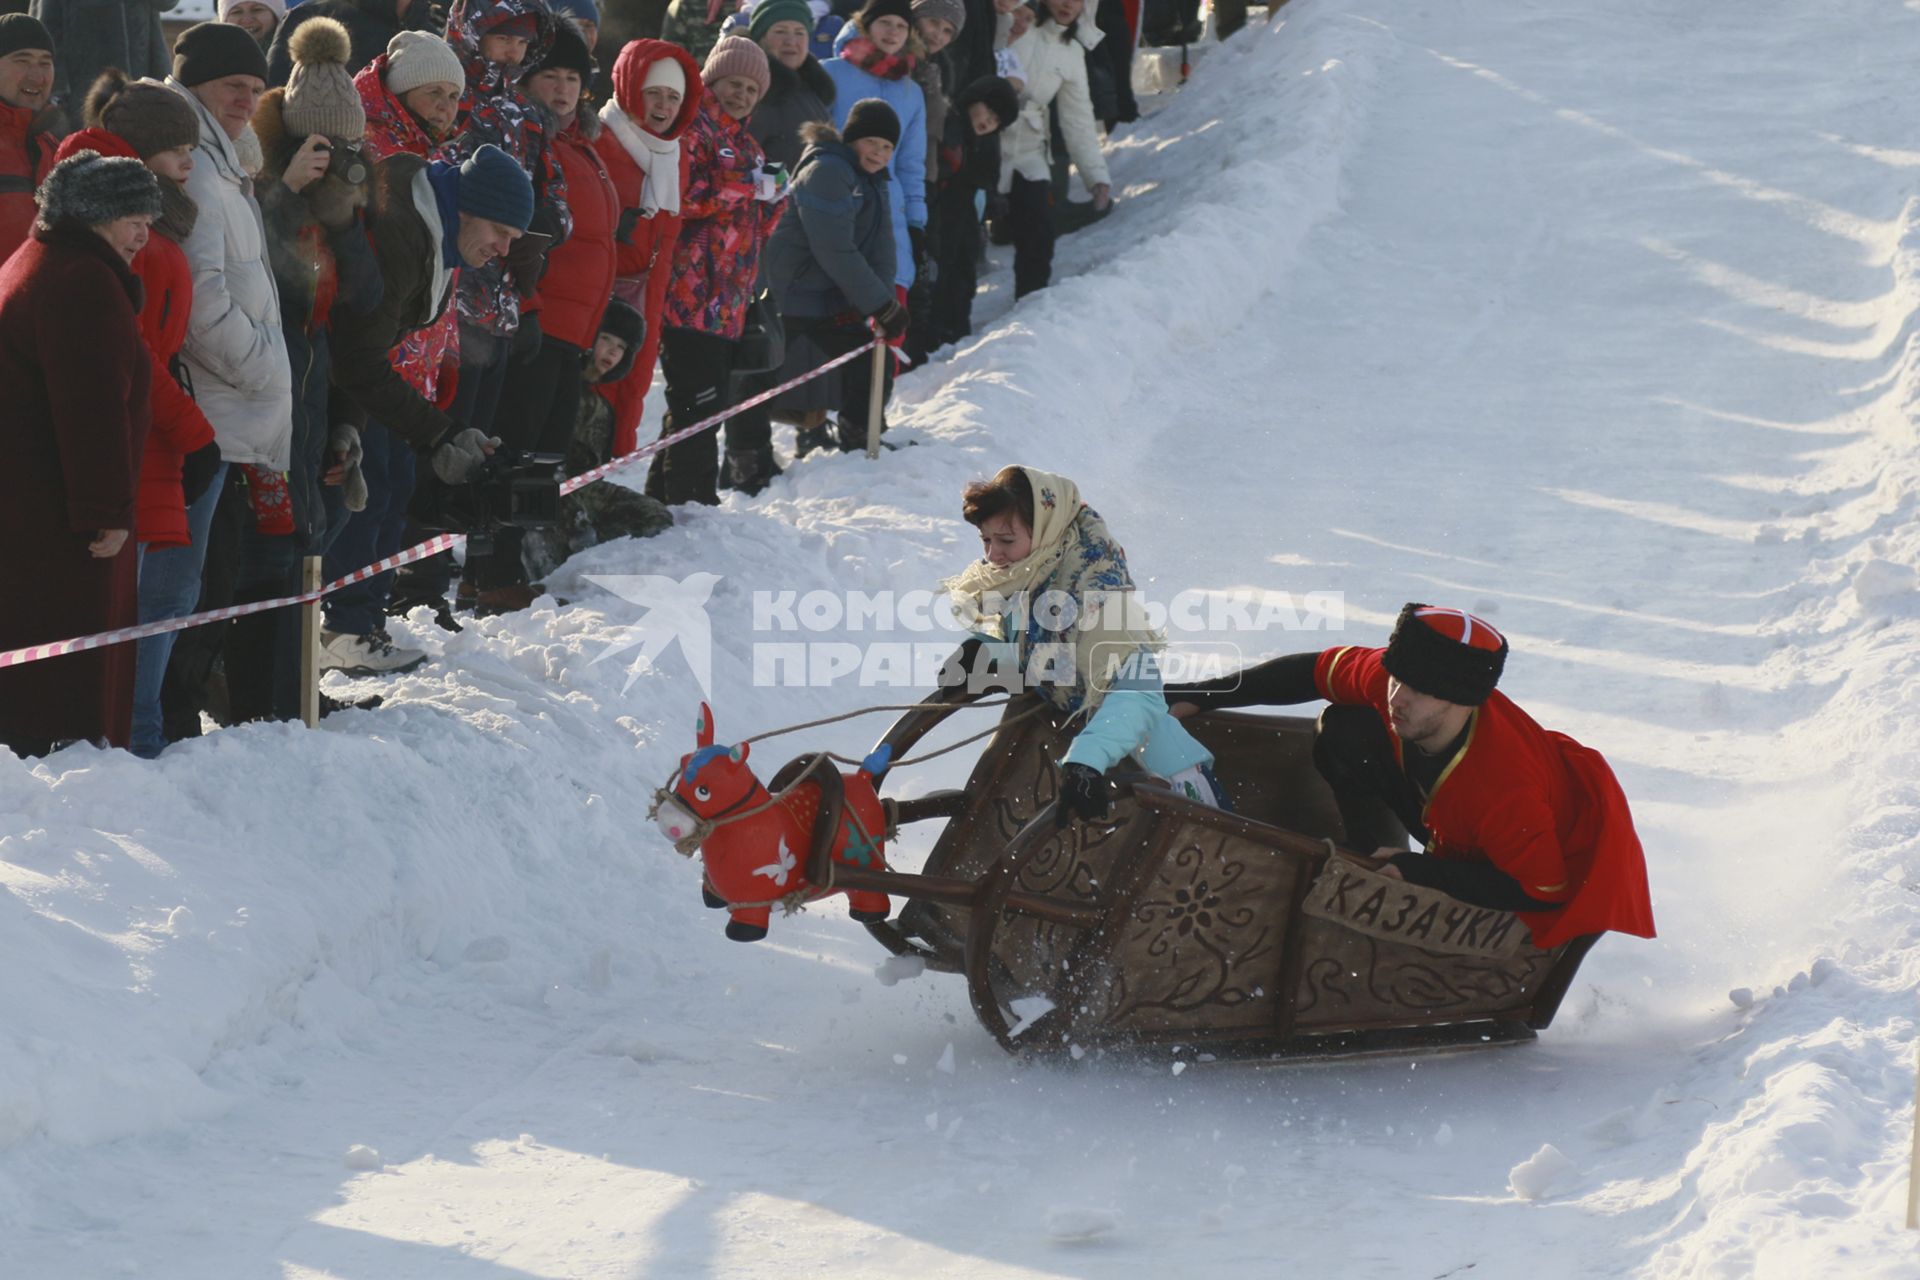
[221,0,289,19]
[385,30,466,97]
[642,57,686,95]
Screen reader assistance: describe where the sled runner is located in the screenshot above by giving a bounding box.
[667,689,1598,1061]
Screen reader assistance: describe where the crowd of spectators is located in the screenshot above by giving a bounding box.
[0,0,1174,759]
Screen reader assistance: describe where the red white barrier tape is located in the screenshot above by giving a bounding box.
[0,534,468,669]
[560,339,879,496]
[0,340,881,669]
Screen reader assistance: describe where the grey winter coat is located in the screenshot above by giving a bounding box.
[30,0,177,109]
[168,77,295,472]
[765,136,895,320]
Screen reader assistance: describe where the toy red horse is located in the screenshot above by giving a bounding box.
[655,703,892,942]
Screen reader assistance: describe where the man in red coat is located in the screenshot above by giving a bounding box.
[0,15,60,262]
[1167,603,1656,950]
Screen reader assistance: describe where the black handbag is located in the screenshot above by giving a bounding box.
[731,288,786,379]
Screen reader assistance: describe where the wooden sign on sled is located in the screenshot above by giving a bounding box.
[746,688,1598,1063]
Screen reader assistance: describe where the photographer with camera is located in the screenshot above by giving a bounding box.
[326,142,535,669]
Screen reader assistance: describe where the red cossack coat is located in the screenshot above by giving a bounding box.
[592,38,704,455]
[0,222,154,750]
[535,111,618,351]
[1315,645,1656,949]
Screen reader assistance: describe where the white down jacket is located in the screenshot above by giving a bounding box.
[167,78,293,471]
[1000,4,1111,193]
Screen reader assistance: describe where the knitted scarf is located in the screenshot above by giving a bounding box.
[942,468,1165,716]
[601,98,683,215]
[840,35,916,82]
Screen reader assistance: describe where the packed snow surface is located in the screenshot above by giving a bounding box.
[9,1,1920,1275]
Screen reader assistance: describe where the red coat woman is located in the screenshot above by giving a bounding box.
[591,38,704,456]
[0,152,159,754]
[54,128,218,552]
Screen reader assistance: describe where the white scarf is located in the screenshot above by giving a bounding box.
[600,100,681,217]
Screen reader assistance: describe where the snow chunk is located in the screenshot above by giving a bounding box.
[1433,1123,1454,1147]
[1006,995,1055,1038]
[935,1043,956,1074]
[344,1145,383,1171]
[1508,1143,1575,1200]
[1172,1061,1188,1077]
[1045,1206,1119,1241]
[1729,987,1755,1009]
[161,906,197,937]
[874,955,926,986]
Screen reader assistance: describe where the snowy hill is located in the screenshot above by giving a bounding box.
[8,1,1920,1275]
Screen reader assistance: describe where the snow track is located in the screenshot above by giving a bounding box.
[7,2,1920,1275]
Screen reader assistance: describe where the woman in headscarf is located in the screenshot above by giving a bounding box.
[943,465,1226,823]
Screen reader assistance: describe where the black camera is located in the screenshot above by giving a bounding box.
[411,449,564,557]
[314,139,369,187]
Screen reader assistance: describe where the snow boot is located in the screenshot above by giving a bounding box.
[725,920,769,942]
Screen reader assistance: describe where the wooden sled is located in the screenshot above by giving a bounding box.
[771,688,1597,1062]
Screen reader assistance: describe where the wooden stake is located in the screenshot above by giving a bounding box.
[865,341,887,459]
[300,555,322,730]
[1909,1036,1920,1228]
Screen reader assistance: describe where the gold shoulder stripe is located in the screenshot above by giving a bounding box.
[1320,646,1355,698]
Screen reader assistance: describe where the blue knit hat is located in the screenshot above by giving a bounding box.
[551,0,599,27]
[456,144,534,231]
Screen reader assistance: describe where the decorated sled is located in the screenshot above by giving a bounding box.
[661,689,1599,1062]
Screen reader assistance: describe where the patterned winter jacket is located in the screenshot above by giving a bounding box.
[443,0,571,336]
[356,53,461,406]
[662,99,781,341]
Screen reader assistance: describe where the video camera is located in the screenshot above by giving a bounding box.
[411,448,565,557]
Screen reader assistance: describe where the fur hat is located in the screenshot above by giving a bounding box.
[524,18,594,82]
[702,36,770,100]
[841,97,899,147]
[594,296,643,382]
[909,0,965,33]
[283,17,365,140]
[35,150,162,232]
[855,0,914,32]
[84,70,202,157]
[748,0,815,42]
[384,31,467,97]
[1382,603,1509,706]
[172,21,270,88]
[954,75,1017,133]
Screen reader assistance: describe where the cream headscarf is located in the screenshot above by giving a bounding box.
[942,467,1165,716]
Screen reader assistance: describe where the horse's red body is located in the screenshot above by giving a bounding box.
[656,704,891,941]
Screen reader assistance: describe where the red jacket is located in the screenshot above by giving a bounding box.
[131,229,217,548]
[592,38,704,455]
[535,112,618,350]
[1315,645,1656,948]
[0,100,59,264]
[53,129,217,549]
